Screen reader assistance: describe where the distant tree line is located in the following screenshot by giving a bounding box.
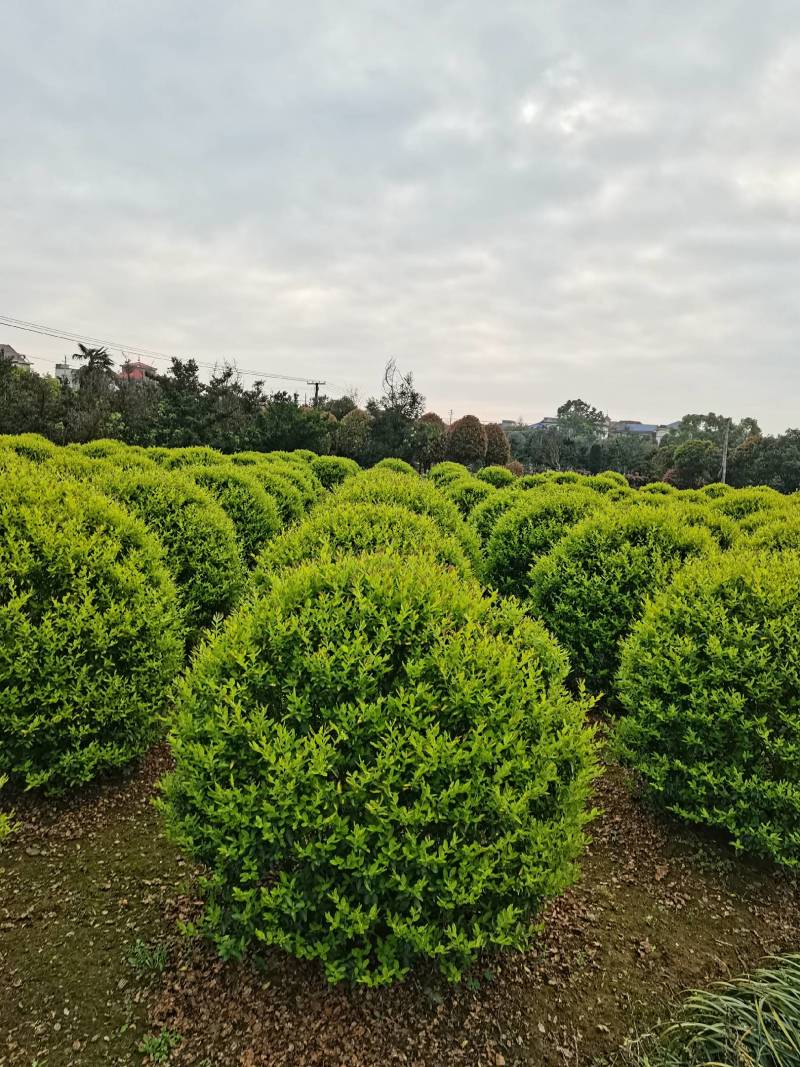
[2,349,797,490]
[0,351,512,472]
[506,399,800,493]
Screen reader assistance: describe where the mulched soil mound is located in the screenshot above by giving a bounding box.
[2,752,798,1067]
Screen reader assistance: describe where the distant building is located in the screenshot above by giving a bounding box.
[608,419,679,445]
[0,343,32,368]
[527,417,561,432]
[118,359,157,383]
[501,415,679,444]
[54,361,80,387]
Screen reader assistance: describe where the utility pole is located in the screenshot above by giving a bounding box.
[721,417,731,484]
[307,379,326,408]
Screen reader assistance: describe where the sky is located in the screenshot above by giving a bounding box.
[2,1,800,432]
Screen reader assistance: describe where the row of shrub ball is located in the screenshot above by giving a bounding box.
[1,436,799,987]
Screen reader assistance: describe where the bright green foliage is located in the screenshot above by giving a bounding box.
[310,455,361,489]
[0,433,57,462]
[89,466,246,638]
[251,502,472,587]
[485,488,603,598]
[266,458,324,505]
[160,554,597,985]
[331,470,481,564]
[585,472,629,494]
[154,445,228,469]
[709,486,785,522]
[469,488,525,545]
[428,461,470,488]
[640,482,677,496]
[476,465,515,487]
[442,476,494,519]
[697,482,732,500]
[184,465,281,563]
[522,471,584,488]
[529,509,715,695]
[80,440,156,467]
[373,457,417,475]
[615,551,800,866]
[229,457,306,523]
[291,449,317,463]
[748,515,800,551]
[623,496,738,550]
[0,467,183,792]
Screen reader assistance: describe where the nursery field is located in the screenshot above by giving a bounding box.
[1,436,799,1066]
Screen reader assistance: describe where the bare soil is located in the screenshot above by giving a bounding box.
[2,749,798,1067]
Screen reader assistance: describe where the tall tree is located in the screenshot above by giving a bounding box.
[666,438,722,488]
[556,398,608,441]
[365,359,424,462]
[156,358,206,446]
[65,345,117,441]
[412,411,447,472]
[484,423,511,467]
[445,415,487,469]
[335,408,373,463]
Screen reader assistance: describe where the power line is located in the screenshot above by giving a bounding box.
[0,314,324,387]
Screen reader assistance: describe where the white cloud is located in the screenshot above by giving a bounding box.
[1,1,800,429]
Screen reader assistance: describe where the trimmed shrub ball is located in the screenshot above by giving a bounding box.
[160,554,597,985]
[331,470,481,564]
[469,488,525,546]
[622,495,739,551]
[229,457,306,523]
[259,458,324,508]
[80,440,156,467]
[476,465,515,487]
[428,461,470,488]
[310,454,361,489]
[747,516,800,552]
[185,464,281,563]
[251,502,473,588]
[89,466,246,639]
[373,457,417,476]
[528,509,715,695]
[709,486,785,523]
[442,475,495,519]
[0,467,184,792]
[0,433,57,463]
[615,550,800,867]
[484,487,603,598]
[154,445,228,469]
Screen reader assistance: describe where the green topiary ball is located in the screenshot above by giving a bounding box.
[184,464,281,563]
[484,487,603,598]
[442,475,495,518]
[528,509,715,695]
[331,469,481,564]
[310,454,361,489]
[87,466,246,639]
[373,457,417,475]
[251,502,473,587]
[615,550,800,866]
[229,457,306,523]
[476,465,515,487]
[160,554,597,986]
[469,487,526,545]
[0,467,184,793]
[428,461,470,488]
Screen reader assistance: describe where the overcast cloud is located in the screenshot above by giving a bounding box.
[2,1,800,430]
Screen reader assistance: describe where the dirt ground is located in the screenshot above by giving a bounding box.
[2,748,798,1067]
